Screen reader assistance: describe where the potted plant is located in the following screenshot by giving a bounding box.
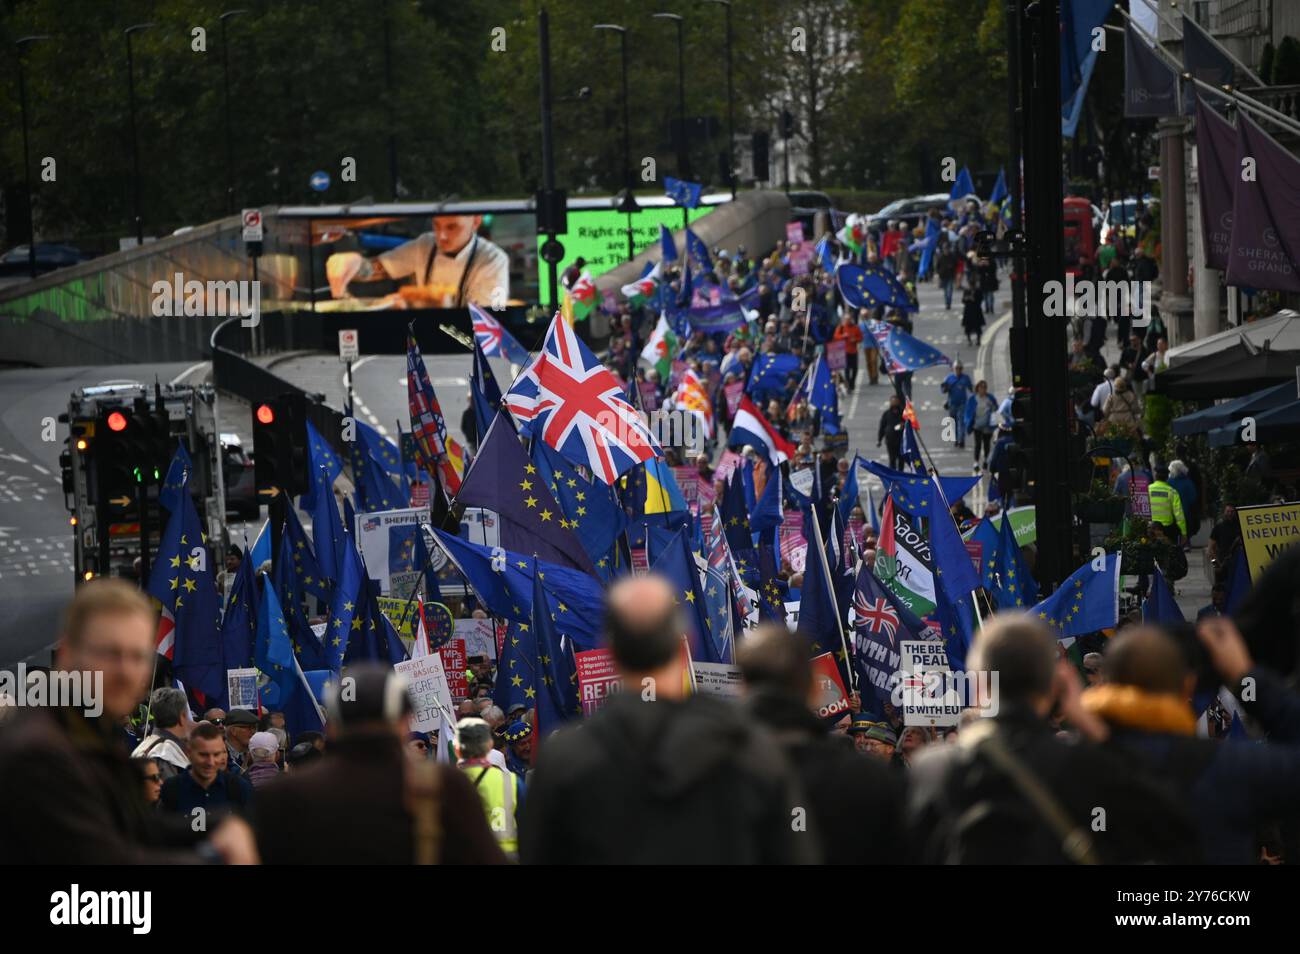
[1077,478,1126,524]
[1102,517,1180,575]
[1089,418,1139,458]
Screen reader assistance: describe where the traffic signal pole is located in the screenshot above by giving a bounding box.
[1017,0,1072,592]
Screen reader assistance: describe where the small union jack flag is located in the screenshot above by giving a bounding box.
[502,315,662,485]
[854,592,900,646]
[470,303,530,365]
[406,332,461,495]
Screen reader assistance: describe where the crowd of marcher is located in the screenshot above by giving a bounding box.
[5,568,1300,865]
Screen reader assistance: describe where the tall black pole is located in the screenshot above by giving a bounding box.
[1004,0,1026,383]
[15,36,47,279]
[622,30,634,260]
[124,23,155,246]
[724,1,734,197]
[539,10,560,311]
[1018,0,1070,591]
[384,0,398,200]
[220,12,246,216]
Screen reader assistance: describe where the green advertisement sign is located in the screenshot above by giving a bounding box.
[542,206,714,281]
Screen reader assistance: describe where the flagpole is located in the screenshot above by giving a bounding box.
[807,506,855,691]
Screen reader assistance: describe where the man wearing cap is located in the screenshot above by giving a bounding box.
[852,720,898,762]
[244,731,281,788]
[456,718,525,860]
[224,708,258,774]
[502,720,533,778]
[254,663,506,865]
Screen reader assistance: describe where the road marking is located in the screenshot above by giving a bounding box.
[975,310,1012,386]
[171,362,210,387]
[32,464,48,475]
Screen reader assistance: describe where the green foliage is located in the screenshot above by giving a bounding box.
[1273,36,1300,85]
[1260,41,1275,84]
[1,0,1014,249]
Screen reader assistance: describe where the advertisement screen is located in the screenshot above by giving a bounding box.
[543,206,714,280]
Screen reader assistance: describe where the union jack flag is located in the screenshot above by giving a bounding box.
[854,592,900,646]
[502,314,662,485]
[470,304,530,365]
[406,332,462,495]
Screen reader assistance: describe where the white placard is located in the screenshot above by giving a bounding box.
[396,653,455,734]
[455,618,497,660]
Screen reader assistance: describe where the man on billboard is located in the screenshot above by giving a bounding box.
[327,214,510,308]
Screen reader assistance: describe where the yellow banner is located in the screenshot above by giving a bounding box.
[1238,502,1300,581]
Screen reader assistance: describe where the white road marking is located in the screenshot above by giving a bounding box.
[170,362,210,386]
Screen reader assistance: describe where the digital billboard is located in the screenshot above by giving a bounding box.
[543,206,714,280]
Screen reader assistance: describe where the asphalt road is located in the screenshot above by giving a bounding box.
[0,283,1014,667]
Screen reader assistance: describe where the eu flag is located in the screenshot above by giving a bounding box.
[750,466,783,535]
[858,460,979,518]
[988,167,1008,206]
[272,518,327,666]
[533,438,625,577]
[324,538,366,670]
[866,320,950,372]
[686,228,712,273]
[719,468,753,554]
[255,576,326,737]
[146,446,224,706]
[455,413,597,576]
[282,503,329,602]
[471,339,505,449]
[990,507,1038,610]
[220,551,259,673]
[531,569,584,729]
[664,175,703,209]
[836,262,917,312]
[1143,566,1185,625]
[307,463,346,585]
[806,353,840,435]
[650,527,723,664]
[1028,552,1123,639]
[159,443,192,515]
[929,481,982,606]
[797,516,851,684]
[300,420,343,510]
[746,352,802,404]
[433,529,605,650]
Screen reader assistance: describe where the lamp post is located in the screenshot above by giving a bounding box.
[653,12,690,229]
[219,10,247,216]
[124,22,156,246]
[15,34,49,279]
[701,0,734,198]
[594,23,638,260]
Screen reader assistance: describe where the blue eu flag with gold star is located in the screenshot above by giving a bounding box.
[456,413,597,576]
[649,527,723,664]
[146,446,223,705]
[836,262,918,312]
[1027,552,1122,639]
[746,352,801,404]
[990,506,1038,610]
[300,421,343,511]
[533,437,625,580]
[256,576,325,736]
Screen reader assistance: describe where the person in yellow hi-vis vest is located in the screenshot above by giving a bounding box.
[455,718,523,860]
[1148,464,1187,543]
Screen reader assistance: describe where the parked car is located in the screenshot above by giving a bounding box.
[867,193,951,231]
[0,243,90,276]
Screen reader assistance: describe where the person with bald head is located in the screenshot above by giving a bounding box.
[907,613,1200,864]
[1081,620,1300,864]
[520,575,814,864]
[740,623,904,864]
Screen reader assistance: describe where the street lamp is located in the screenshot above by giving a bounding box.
[15,34,50,279]
[700,0,735,199]
[219,10,248,216]
[124,22,157,246]
[652,12,690,229]
[594,23,638,260]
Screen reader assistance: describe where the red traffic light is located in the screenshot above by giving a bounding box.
[106,411,128,432]
[256,403,275,425]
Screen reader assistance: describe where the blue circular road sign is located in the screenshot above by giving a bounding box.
[309,170,331,192]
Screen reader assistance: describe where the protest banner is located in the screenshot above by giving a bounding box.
[455,617,497,661]
[395,652,454,734]
[692,662,744,698]
[826,339,846,371]
[354,507,434,596]
[226,669,259,711]
[899,640,962,728]
[1129,475,1152,519]
[809,653,851,721]
[575,648,621,716]
[439,639,469,702]
[1238,501,1300,582]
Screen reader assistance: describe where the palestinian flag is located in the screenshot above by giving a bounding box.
[621,262,661,308]
[874,493,937,618]
[561,271,598,324]
[640,313,678,381]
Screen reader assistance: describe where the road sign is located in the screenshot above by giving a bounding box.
[241,208,263,242]
[310,170,330,192]
[338,329,359,362]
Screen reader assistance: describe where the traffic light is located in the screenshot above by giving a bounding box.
[1005,387,1034,494]
[252,393,309,499]
[94,406,151,509]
